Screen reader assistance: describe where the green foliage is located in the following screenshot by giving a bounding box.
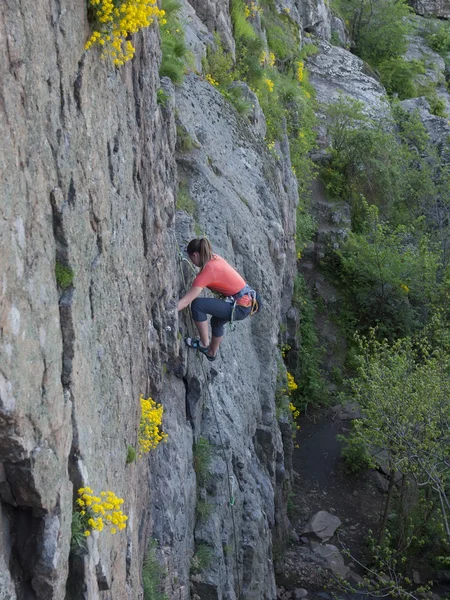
[292,275,327,410]
[323,97,410,221]
[176,125,199,152]
[142,540,168,600]
[342,332,450,548]
[55,261,74,289]
[231,0,265,86]
[425,21,450,54]
[260,1,299,62]
[326,203,441,338]
[157,88,169,107]
[203,36,252,116]
[70,510,88,555]
[126,445,136,464]
[159,0,187,84]
[337,428,372,474]
[193,437,212,487]
[425,89,447,117]
[377,57,424,99]
[196,498,213,521]
[191,543,213,573]
[342,0,414,66]
[176,183,196,214]
[296,209,317,257]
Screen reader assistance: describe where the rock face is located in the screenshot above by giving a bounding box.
[410,0,450,18]
[1,0,191,597]
[307,41,390,117]
[275,0,332,40]
[187,0,236,55]
[1,0,296,598]
[175,72,297,599]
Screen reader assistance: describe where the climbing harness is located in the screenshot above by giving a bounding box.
[177,249,242,600]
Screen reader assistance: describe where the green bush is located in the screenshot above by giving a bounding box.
[126,445,136,464]
[193,437,212,487]
[292,275,327,410]
[325,203,441,338]
[70,510,88,555]
[342,0,414,66]
[142,540,168,600]
[55,261,74,289]
[337,430,372,474]
[176,183,196,214]
[377,57,424,99]
[159,0,187,84]
[425,22,450,54]
[191,543,213,573]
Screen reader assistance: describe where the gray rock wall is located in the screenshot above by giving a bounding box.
[1,1,296,599]
[175,73,297,599]
[411,0,450,18]
[1,1,194,597]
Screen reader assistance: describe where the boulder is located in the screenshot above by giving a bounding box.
[313,544,350,578]
[302,510,341,540]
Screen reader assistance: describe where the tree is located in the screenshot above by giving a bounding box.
[344,333,450,549]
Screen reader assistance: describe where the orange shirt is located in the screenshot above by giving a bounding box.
[193,255,246,297]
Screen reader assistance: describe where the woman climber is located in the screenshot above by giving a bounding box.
[177,238,258,362]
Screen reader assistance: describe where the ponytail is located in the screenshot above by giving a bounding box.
[186,238,213,269]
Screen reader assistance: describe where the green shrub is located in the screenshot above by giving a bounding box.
[70,510,88,555]
[193,437,211,487]
[156,88,169,107]
[126,445,136,464]
[425,22,450,54]
[191,543,213,573]
[142,540,168,600]
[377,57,424,99]
[337,430,372,474]
[176,125,199,152]
[292,275,327,410]
[159,0,187,84]
[55,261,74,289]
[196,498,213,521]
[343,0,414,66]
[176,183,196,214]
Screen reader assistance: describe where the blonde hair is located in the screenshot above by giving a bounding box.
[186,238,213,269]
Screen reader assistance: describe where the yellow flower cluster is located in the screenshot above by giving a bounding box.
[84,0,166,66]
[289,402,300,419]
[205,74,219,87]
[76,487,128,536]
[138,394,168,456]
[260,51,275,67]
[287,371,298,393]
[244,1,263,18]
[265,78,274,92]
[400,283,410,293]
[296,61,304,83]
[289,401,301,433]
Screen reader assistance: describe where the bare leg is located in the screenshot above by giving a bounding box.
[208,335,223,357]
[194,320,210,348]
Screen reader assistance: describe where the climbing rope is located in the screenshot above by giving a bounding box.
[177,250,242,600]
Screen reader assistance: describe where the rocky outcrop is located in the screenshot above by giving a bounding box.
[1,0,298,597]
[187,0,236,55]
[307,41,390,117]
[410,0,450,18]
[1,0,189,597]
[175,72,296,599]
[275,0,332,40]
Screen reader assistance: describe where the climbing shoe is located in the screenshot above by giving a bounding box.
[184,338,216,362]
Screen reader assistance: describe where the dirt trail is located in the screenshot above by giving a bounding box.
[276,408,386,597]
